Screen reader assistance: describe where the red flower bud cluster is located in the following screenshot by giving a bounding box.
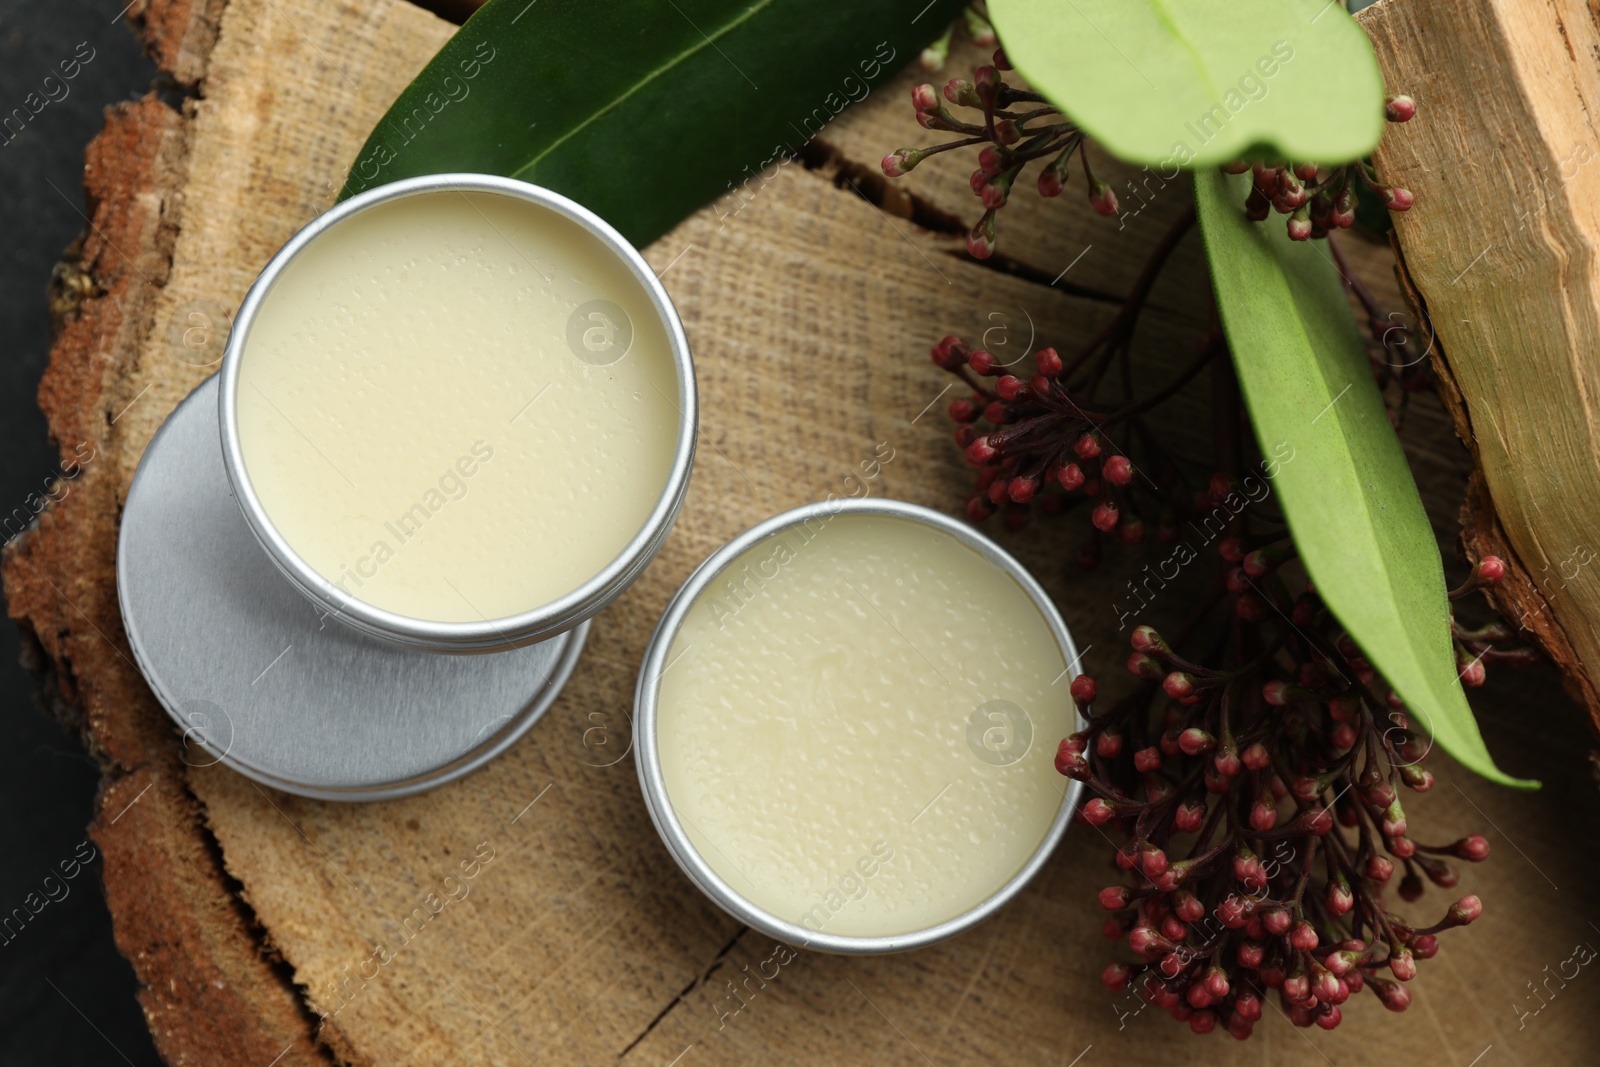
[930,320,1217,545]
[1064,550,1501,1038]
[884,52,1416,260]
[883,51,1118,258]
[1233,100,1415,244]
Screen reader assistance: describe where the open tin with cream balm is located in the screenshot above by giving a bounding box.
[117,174,696,799]
[634,498,1086,953]
[218,173,697,652]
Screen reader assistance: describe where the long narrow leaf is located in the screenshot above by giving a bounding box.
[341,0,966,246]
[1194,169,1535,790]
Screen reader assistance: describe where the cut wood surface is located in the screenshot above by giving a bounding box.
[4,0,1597,1064]
[1363,0,1600,730]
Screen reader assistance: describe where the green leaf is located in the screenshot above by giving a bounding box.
[340,0,967,247]
[986,0,1384,168]
[1193,170,1537,790]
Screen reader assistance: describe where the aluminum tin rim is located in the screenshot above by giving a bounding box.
[218,173,697,653]
[634,497,1086,955]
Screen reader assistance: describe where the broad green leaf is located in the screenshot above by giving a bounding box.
[986,0,1384,168]
[1194,170,1537,790]
[340,0,967,247]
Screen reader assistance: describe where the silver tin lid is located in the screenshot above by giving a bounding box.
[118,375,586,801]
[633,498,1086,954]
[216,174,697,653]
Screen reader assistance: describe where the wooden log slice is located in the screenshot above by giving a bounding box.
[6,1,1598,1064]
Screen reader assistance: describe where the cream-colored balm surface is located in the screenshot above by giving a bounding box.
[656,514,1075,938]
[236,190,679,622]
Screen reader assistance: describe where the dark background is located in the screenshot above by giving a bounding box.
[0,1,162,1063]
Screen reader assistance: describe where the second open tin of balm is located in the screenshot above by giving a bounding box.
[634,498,1086,953]
[217,173,697,653]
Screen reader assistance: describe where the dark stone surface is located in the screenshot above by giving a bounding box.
[0,1,162,1063]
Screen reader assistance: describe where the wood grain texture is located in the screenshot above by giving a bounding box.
[1362,0,1600,729]
[5,1,1599,1063]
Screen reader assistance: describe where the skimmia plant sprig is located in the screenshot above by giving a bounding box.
[883,49,1415,258]
[884,36,1535,1038]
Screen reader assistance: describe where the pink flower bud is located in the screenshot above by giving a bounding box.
[1326,877,1354,916]
[1291,776,1322,802]
[1474,555,1506,584]
[1213,745,1241,778]
[881,148,924,177]
[1385,94,1417,122]
[1366,855,1394,883]
[1101,962,1131,992]
[1095,731,1122,758]
[1082,798,1116,825]
[1141,845,1169,877]
[964,436,996,465]
[1314,1005,1342,1031]
[943,77,977,106]
[1098,885,1130,910]
[1241,742,1271,771]
[1174,799,1205,833]
[1384,186,1415,211]
[1164,672,1196,700]
[1128,926,1165,956]
[1235,851,1265,888]
[1250,799,1277,832]
[1178,726,1216,755]
[995,374,1026,401]
[1092,501,1120,532]
[1373,977,1412,1012]
[1134,746,1162,773]
[1381,800,1408,838]
[1291,921,1320,952]
[1166,890,1200,924]
[1007,476,1038,504]
[967,211,996,259]
[912,83,939,112]
[1287,206,1313,241]
[1088,180,1119,217]
[1448,894,1483,925]
[1411,933,1439,960]
[1452,833,1490,862]
[1389,946,1417,981]
[1237,940,1265,968]
[1059,678,1095,713]
[1037,167,1065,197]
[1128,652,1166,681]
[1234,989,1263,1022]
[1101,454,1134,486]
[1054,738,1086,778]
[1262,680,1294,706]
